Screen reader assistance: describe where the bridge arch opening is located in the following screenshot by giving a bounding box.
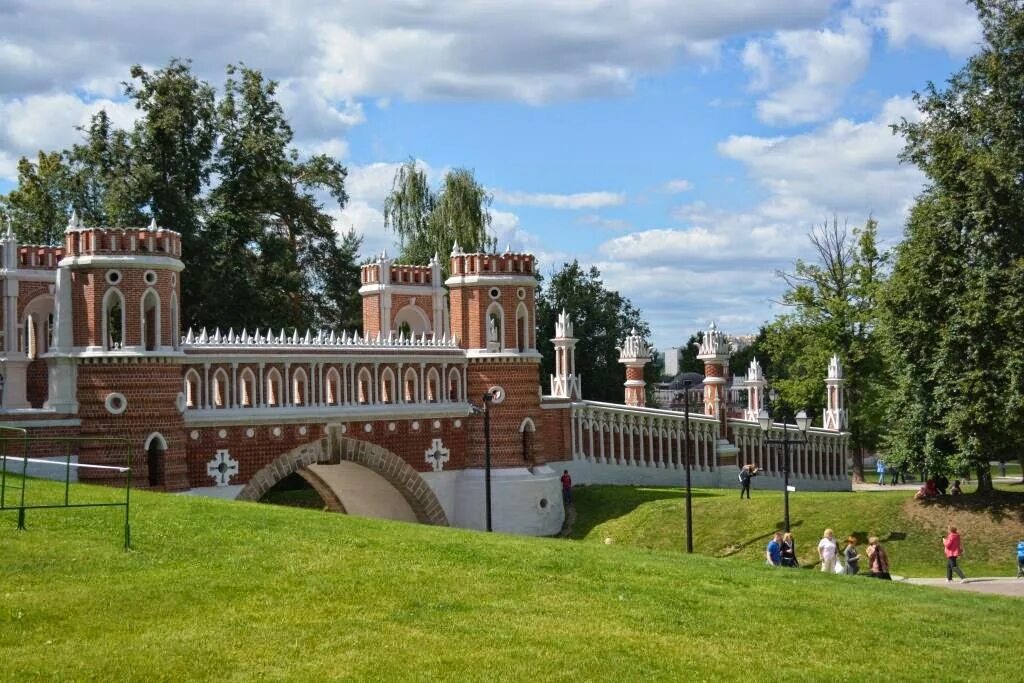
[237,434,448,526]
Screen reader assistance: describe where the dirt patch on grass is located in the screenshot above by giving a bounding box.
[901,490,1024,548]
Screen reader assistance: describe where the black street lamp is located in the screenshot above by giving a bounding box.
[470,388,503,532]
[673,371,704,554]
[757,395,810,534]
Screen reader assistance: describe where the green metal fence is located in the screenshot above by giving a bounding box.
[0,426,133,550]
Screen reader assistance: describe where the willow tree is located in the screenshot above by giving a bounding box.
[383,159,495,271]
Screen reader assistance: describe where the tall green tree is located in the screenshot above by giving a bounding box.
[383,159,495,270]
[884,0,1024,490]
[1,152,76,244]
[762,217,888,482]
[536,261,657,404]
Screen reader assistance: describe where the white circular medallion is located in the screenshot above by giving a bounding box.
[454,419,462,428]
[190,430,200,441]
[411,421,420,431]
[432,420,441,429]
[143,270,157,286]
[104,392,127,415]
[363,423,373,433]
[272,426,282,437]
[218,429,227,439]
[105,270,122,285]
[245,428,255,438]
[299,426,308,436]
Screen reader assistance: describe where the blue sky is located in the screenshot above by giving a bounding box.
[0,0,981,347]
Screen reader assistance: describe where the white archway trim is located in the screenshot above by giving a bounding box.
[393,304,431,334]
[144,432,168,451]
[518,417,537,433]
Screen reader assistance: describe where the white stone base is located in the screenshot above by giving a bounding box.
[549,459,851,492]
[421,465,565,535]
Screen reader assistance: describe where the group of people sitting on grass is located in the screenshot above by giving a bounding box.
[765,528,892,579]
[914,474,963,500]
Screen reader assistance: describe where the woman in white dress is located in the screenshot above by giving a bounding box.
[817,528,839,573]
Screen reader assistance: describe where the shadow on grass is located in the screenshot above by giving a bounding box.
[718,520,805,558]
[568,485,717,540]
[916,489,1024,523]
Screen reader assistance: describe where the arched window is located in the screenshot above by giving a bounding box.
[184,369,201,409]
[102,288,125,350]
[515,302,529,352]
[144,432,167,488]
[447,368,461,402]
[485,302,504,351]
[170,293,180,350]
[212,368,229,408]
[403,367,419,403]
[21,295,55,359]
[266,368,283,407]
[292,367,308,406]
[357,367,373,404]
[239,368,256,407]
[393,304,431,335]
[325,367,341,405]
[519,417,536,464]
[141,288,160,351]
[425,368,440,403]
[380,367,396,404]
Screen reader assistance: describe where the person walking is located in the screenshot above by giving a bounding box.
[843,536,860,575]
[818,529,839,574]
[781,532,797,568]
[867,537,891,580]
[766,532,782,567]
[560,470,573,506]
[876,458,887,485]
[739,464,758,499]
[943,526,967,582]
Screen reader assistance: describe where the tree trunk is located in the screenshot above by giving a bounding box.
[851,446,865,484]
[975,465,994,493]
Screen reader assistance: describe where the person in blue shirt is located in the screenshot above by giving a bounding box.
[766,532,783,567]
[876,458,887,485]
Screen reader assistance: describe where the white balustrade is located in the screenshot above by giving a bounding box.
[727,419,848,482]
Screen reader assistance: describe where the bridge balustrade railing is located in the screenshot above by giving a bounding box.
[571,401,721,471]
[728,419,849,481]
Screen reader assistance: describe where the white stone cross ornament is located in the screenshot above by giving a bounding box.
[424,438,450,472]
[207,448,239,487]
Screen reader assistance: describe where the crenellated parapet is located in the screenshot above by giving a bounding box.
[359,251,445,340]
[63,214,182,259]
[448,245,535,277]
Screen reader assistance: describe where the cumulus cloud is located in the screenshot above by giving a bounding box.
[594,97,926,345]
[662,179,693,194]
[855,0,982,55]
[742,16,873,126]
[492,189,626,210]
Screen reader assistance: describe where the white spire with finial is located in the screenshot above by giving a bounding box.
[451,240,462,256]
[148,216,158,231]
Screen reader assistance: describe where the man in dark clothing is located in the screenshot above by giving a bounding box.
[739,464,757,499]
[935,474,950,496]
[560,470,573,505]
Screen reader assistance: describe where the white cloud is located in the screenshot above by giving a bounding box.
[580,214,633,231]
[594,97,926,346]
[742,16,872,125]
[493,190,626,210]
[855,0,982,55]
[0,93,139,180]
[662,179,693,194]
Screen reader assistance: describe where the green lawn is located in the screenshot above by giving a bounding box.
[2,477,1023,681]
[570,484,1024,577]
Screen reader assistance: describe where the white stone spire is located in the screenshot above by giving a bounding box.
[550,308,581,399]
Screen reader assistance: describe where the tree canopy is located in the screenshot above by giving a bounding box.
[882,0,1024,489]
[536,261,658,404]
[383,158,495,271]
[0,59,362,333]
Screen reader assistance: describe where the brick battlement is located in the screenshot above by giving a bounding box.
[15,244,66,269]
[64,224,182,260]
[360,262,435,286]
[449,252,534,277]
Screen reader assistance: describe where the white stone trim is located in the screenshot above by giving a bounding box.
[183,402,472,426]
[0,416,81,427]
[444,274,538,288]
[59,254,185,272]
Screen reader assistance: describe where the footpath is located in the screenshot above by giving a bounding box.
[900,576,1024,598]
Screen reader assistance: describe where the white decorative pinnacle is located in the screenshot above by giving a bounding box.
[555,308,574,339]
[67,210,82,229]
[451,240,462,256]
[617,328,652,363]
[827,354,843,380]
[148,217,158,231]
[2,215,13,239]
[181,326,459,350]
[746,357,764,383]
[697,321,730,361]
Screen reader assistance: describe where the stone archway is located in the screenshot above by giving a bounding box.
[236,432,448,526]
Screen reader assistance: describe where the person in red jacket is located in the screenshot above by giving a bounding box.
[943,526,967,582]
[560,470,573,505]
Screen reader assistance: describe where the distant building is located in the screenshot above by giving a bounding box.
[662,346,681,376]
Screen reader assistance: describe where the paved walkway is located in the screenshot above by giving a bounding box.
[852,475,1022,492]
[901,576,1024,598]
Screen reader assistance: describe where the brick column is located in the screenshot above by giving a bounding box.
[617,328,651,408]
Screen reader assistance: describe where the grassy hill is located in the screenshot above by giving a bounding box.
[569,484,1024,577]
[2,478,1023,681]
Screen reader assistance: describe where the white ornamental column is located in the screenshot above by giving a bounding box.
[550,309,581,399]
[744,357,766,421]
[823,354,847,431]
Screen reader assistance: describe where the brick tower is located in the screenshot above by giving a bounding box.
[697,322,730,425]
[617,328,651,407]
[56,215,189,490]
[358,250,446,339]
[823,354,847,431]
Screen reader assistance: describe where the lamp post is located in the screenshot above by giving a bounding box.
[674,372,704,554]
[757,395,810,533]
[482,391,493,532]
